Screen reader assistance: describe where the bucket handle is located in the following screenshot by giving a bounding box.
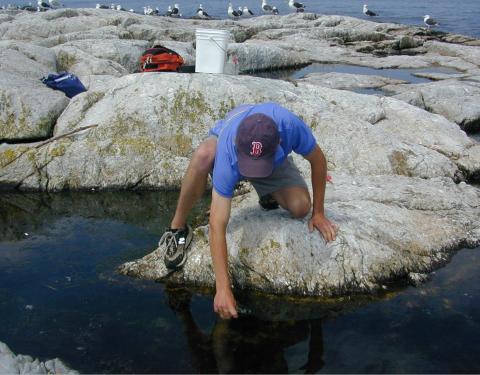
[208,36,229,53]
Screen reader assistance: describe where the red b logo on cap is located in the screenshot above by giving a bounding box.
[250,141,263,157]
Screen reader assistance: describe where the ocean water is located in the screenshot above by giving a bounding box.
[3,0,480,38]
[0,191,479,373]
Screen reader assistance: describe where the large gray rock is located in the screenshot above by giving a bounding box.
[0,8,115,41]
[119,173,480,296]
[77,74,118,91]
[53,44,128,76]
[53,38,150,73]
[424,41,480,70]
[0,40,58,72]
[0,341,78,374]
[36,26,128,48]
[383,80,480,132]
[1,73,478,190]
[0,45,53,80]
[0,71,69,141]
[228,41,310,73]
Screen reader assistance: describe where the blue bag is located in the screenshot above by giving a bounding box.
[41,72,87,98]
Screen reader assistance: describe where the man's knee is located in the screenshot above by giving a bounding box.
[287,194,311,218]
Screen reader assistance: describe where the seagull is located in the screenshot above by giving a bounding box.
[237,6,243,16]
[143,5,154,14]
[128,8,134,12]
[196,4,209,18]
[363,4,377,17]
[96,3,109,8]
[37,0,50,9]
[288,0,305,12]
[48,0,60,8]
[243,6,254,16]
[20,2,36,11]
[272,5,278,14]
[165,5,172,16]
[116,4,126,10]
[424,15,439,29]
[261,0,273,13]
[228,2,241,18]
[171,3,181,17]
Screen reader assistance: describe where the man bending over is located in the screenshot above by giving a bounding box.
[160,102,337,319]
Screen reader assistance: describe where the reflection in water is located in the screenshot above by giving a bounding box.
[165,287,324,374]
[0,191,210,241]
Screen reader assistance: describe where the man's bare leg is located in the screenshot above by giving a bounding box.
[170,137,217,229]
[272,187,311,219]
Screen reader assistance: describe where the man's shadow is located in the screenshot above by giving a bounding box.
[165,287,325,374]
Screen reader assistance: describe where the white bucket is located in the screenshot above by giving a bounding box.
[195,28,230,74]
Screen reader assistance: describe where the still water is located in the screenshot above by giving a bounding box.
[252,63,461,83]
[0,191,479,373]
[3,0,480,38]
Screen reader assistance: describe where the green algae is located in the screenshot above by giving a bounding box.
[89,114,155,157]
[56,51,77,71]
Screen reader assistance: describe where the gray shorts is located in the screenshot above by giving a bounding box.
[248,156,308,198]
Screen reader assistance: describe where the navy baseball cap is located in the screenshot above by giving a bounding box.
[235,113,280,178]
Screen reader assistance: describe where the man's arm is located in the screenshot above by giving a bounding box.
[304,145,337,242]
[209,189,238,319]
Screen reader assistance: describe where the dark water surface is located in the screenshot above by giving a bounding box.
[0,191,479,373]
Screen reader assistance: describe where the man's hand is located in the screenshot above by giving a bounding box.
[308,213,338,242]
[214,287,238,320]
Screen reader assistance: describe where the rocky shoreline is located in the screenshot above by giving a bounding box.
[0,341,77,374]
[1,9,480,297]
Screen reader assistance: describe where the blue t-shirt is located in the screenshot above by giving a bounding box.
[209,102,317,198]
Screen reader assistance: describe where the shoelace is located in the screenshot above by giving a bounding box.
[159,231,178,257]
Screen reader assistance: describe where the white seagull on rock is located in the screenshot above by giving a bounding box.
[243,6,254,16]
[196,4,209,18]
[171,3,181,17]
[272,5,278,14]
[228,2,241,18]
[363,4,377,17]
[261,0,273,13]
[37,0,50,9]
[288,0,305,12]
[423,15,439,29]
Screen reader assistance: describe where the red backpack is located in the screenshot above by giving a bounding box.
[139,45,184,72]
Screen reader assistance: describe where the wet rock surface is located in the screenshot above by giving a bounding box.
[0,341,78,374]
[119,173,480,295]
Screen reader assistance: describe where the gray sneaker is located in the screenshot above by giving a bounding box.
[159,225,193,269]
